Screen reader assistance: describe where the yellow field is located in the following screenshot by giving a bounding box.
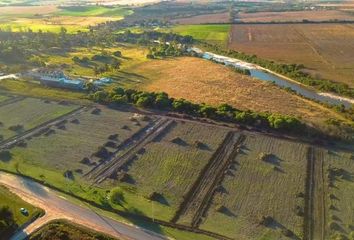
[127,56,351,130]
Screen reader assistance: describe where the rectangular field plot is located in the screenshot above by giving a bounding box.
[6,107,154,178]
[200,133,309,240]
[120,121,229,219]
[229,24,354,87]
[0,98,78,141]
[323,149,354,240]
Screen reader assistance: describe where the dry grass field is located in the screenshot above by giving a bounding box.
[234,10,354,23]
[200,133,309,239]
[229,24,354,87]
[130,57,349,129]
[171,11,230,24]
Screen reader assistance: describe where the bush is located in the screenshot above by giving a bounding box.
[110,189,125,205]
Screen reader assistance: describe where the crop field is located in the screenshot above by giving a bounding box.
[171,11,230,24]
[0,97,78,141]
[199,133,309,239]
[121,121,230,220]
[229,23,354,87]
[322,148,354,239]
[234,10,354,23]
[171,24,230,46]
[130,56,350,130]
[5,106,153,180]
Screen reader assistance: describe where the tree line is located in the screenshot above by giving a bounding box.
[89,87,305,133]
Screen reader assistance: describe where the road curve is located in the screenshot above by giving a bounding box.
[0,172,167,240]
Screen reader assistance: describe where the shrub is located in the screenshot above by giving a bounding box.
[110,189,125,205]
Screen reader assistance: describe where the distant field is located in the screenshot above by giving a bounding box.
[130,56,350,129]
[0,98,78,141]
[171,24,230,46]
[200,134,308,239]
[171,12,230,24]
[58,6,133,17]
[0,5,132,33]
[234,10,354,23]
[229,24,354,87]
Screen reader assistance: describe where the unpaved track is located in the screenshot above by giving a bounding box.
[0,172,166,240]
[90,118,174,183]
[172,132,243,227]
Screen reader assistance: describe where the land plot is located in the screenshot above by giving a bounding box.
[7,107,153,178]
[0,97,78,141]
[123,121,229,220]
[229,24,354,87]
[0,94,9,102]
[234,10,354,23]
[171,11,230,24]
[200,133,308,239]
[171,24,230,46]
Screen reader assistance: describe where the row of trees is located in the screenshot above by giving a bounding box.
[89,87,305,133]
[147,43,185,59]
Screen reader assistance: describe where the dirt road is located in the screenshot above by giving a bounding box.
[0,172,167,240]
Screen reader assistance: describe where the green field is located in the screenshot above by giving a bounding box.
[0,98,78,141]
[200,133,308,239]
[0,185,43,239]
[124,121,229,220]
[58,6,133,17]
[171,24,230,46]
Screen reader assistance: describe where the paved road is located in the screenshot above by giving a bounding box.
[0,172,166,240]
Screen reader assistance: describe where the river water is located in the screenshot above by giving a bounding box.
[189,48,353,109]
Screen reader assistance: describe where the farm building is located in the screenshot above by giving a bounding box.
[28,68,85,90]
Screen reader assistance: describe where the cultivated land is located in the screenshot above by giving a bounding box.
[200,133,308,239]
[229,23,354,87]
[0,97,78,141]
[124,121,229,220]
[171,11,230,24]
[171,24,230,46]
[129,57,350,130]
[234,10,354,23]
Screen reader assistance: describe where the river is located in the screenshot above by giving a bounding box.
[189,48,354,109]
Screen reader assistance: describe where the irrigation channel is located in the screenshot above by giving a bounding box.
[189,48,354,109]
